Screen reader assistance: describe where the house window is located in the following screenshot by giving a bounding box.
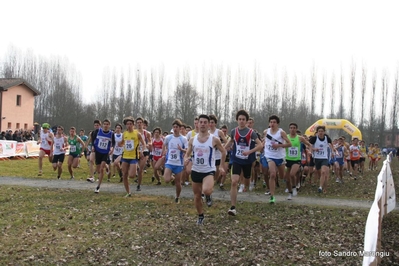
[7,122,11,129]
[16,123,20,129]
[16,95,22,106]
[24,123,28,130]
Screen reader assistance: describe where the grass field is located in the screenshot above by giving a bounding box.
[0,157,398,265]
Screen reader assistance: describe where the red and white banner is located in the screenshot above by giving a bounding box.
[0,140,17,158]
[0,141,41,158]
[25,141,40,157]
[15,142,27,157]
[363,153,396,266]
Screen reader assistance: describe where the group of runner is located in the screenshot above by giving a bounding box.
[37,123,86,180]
[36,110,379,225]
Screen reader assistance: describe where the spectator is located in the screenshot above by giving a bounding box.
[0,131,5,140]
[5,130,12,140]
[15,131,22,142]
[382,147,388,157]
[24,131,34,141]
[12,130,18,141]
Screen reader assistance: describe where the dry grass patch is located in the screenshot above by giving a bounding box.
[0,186,398,265]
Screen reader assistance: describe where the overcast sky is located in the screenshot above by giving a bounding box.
[1,0,399,103]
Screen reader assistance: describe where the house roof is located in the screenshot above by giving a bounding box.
[0,78,41,96]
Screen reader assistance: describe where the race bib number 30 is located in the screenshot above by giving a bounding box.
[196,157,205,165]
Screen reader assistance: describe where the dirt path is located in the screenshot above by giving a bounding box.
[0,176,398,211]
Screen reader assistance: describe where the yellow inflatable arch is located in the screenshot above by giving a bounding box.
[304,119,362,140]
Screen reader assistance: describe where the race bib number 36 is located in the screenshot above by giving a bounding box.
[168,149,180,162]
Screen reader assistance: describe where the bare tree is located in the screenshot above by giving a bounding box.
[338,68,345,119]
[263,73,280,117]
[125,67,134,116]
[368,71,377,141]
[116,70,126,123]
[300,78,311,126]
[289,74,298,120]
[390,67,399,146]
[213,65,223,120]
[2,45,22,78]
[379,70,389,143]
[206,65,214,114]
[360,65,367,130]
[310,64,317,121]
[108,69,118,121]
[133,67,141,116]
[320,72,326,117]
[140,70,149,119]
[280,70,290,122]
[232,67,243,113]
[174,82,199,123]
[97,67,112,120]
[148,68,157,123]
[329,72,335,118]
[349,61,356,123]
[155,66,166,127]
[200,63,207,114]
[250,63,260,116]
[222,66,232,125]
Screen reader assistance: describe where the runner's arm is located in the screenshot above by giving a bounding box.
[146,131,152,149]
[279,130,292,148]
[183,138,194,165]
[214,137,227,167]
[49,133,54,153]
[299,136,311,147]
[77,136,85,150]
[63,136,69,151]
[138,133,146,151]
[219,130,227,144]
[224,137,233,151]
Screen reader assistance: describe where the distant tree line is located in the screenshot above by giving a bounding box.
[1,46,398,145]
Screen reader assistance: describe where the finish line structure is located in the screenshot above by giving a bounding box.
[305,119,362,140]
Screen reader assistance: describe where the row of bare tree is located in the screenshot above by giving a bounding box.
[1,46,398,146]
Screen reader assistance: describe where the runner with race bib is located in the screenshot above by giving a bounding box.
[308,126,336,194]
[223,110,263,216]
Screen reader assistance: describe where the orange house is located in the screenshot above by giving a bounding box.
[0,78,40,132]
